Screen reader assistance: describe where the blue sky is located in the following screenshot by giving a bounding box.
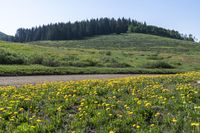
[0,0,199,40]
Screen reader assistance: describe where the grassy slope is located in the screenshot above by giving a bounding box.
[0,33,199,75]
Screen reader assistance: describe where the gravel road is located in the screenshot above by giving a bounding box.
[0,74,139,86]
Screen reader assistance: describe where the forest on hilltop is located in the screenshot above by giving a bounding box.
[14,18,195,42]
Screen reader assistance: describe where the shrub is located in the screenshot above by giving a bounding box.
[143,61,175,69]
[0,49,26,64]
[146,54,164,60]
[72,59,101,67]
[30,55,44,65]
[42,57,60,67]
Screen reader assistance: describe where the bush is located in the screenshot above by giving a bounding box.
[72,59,101,67]
[143,61,175,69]
[146,54,164,60]
[30,55,44,65]
[0,49,26,64]
[42,57,60,67]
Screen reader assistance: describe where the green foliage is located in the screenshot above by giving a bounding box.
[143,61,175,69]
[0,49,27,64]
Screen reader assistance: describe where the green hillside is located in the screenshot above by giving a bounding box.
[0,32,8,40]
[0,33,199,75]
[0,31,13,41]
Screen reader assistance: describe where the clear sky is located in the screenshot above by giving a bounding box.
[0,0,199,40]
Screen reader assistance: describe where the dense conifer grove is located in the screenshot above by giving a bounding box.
[14,18,194,42]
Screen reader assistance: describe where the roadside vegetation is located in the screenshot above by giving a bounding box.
[0,71,199,132]
[0,33,199,75]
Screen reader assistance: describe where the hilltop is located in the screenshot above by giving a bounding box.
[0,33,199,75]
[15,18,194,42]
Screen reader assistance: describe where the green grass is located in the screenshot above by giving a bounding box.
[0,33,199,75]
[0,65,181,76]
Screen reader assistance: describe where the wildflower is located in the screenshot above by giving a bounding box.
[133,124,140,128]
[31,126,36,128]
[133,124,136,127]
[137,100,142,105]
[191,122,199,126]
[150,124,155,127]
[36,119,42,123]
[13,112,18,115]
[194,106,200,109]
[136,125,140,129]
[106,104,110,107]
[19,108,24,112]
[0,108,4,111]
[57,106,62,111]
[155,112,160,117]
[127,111,133,115]
[106,108,110,111]
[109,130,114,133]
[145,102,151,107]
[172,118,177,123]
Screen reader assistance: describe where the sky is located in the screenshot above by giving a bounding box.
[0,0,199,40]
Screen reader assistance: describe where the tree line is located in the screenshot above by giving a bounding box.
[14,18,195,42]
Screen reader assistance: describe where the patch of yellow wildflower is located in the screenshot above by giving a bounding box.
[0,71,199,132]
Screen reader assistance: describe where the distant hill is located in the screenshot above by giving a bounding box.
[0,31,14,41]
[0,31,8,39]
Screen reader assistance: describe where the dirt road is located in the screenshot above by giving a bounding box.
[0,74,138,86]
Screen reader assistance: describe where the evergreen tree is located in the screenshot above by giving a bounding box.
[14,18,194,42]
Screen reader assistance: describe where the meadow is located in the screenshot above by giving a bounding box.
[0,33,200,75]
[0,71,199,132]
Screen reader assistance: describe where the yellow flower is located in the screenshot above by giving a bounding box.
[127,111,133,115]
[172,118,177,123]
[194,106,200,109]
[133,124,140,128]
[109,130,114,133]
[106,108,110,111]
[136,125,140,129]
[191,122,199,126]
[150,124,155,127]
[0,108,4,111]
[57,106,62,111]
[19,108,24,112]
[13,112,18,115]
[155,112,160,117]
[31,126,36,128]
[145,102,151,107]
[36,119,42,123]
[137,100,142,105]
